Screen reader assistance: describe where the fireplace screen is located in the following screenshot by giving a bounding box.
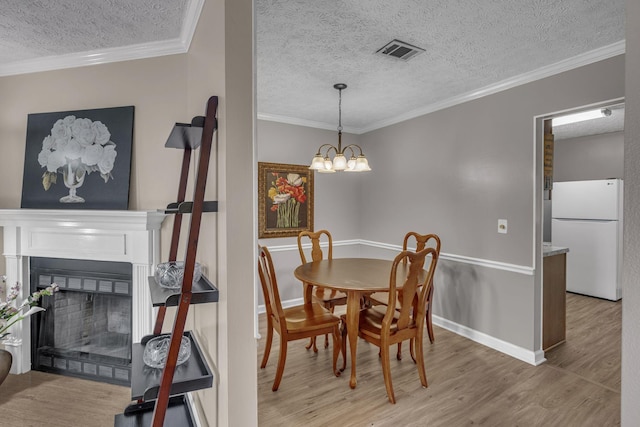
[30,257,132,386]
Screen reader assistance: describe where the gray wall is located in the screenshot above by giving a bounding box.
[256,120,364,303]
[554,131,624,182]
[359,56,624,352]
[622,0,640,422]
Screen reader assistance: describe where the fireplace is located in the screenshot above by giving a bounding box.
[0,209,165,375]
[30,257,133,385]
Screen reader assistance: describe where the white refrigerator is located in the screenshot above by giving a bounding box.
[551,179,623,301]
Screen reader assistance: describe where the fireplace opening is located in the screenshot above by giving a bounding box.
[30,257,133,386]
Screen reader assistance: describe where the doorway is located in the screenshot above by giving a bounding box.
[535,98,624,391]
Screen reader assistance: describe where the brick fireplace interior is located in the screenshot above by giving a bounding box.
[30,257,133,386]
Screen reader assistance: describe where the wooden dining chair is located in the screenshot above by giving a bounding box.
[297,229,347,351]
[258,245,342,391]
[368,232,441,360]
[348,247,439,403]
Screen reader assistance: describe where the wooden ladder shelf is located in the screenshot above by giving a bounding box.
[115,96,219,426]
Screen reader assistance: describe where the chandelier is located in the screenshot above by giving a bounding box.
[309,84,371,173]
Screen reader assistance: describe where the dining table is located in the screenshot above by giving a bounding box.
[293,257,427,389]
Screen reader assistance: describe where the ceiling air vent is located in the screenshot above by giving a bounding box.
[376,39,425,61]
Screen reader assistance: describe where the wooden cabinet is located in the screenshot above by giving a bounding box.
[543,251,567,351]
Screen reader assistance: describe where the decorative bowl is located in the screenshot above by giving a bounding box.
[155,261,202,289]
[142,335,191,369]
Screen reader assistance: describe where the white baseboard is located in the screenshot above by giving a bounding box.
[258,297,303,314]
[433,315,546,366]
[259,299,545,366]
[186,392,203,427]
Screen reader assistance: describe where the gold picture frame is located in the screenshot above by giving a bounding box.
[258,162,314,238]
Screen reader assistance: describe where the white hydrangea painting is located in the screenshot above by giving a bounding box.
[21,106,134,210]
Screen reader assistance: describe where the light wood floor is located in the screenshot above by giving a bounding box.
[258,293,621,426]
[0,293,621,426]
[0,371,130,426]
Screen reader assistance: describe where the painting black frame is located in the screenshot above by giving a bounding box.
[21,106,134,210]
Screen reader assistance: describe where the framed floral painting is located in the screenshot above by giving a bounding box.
[20,106,134,210]
[258,162,314,238]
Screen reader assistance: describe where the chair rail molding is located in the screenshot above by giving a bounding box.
[263,239,534,275]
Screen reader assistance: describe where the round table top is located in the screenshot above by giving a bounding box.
[294,257,422,293]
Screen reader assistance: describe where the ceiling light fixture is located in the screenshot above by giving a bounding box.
[552,108,611,127]
[309,84,371,173]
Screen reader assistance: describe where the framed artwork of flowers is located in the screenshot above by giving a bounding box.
[20,106,134,210]
[258,162,314,238]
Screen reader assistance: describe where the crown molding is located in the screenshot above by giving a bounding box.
[258,40,626,135]
[359,40,625,133]
[0,0,204,78]
[257,112,362,135]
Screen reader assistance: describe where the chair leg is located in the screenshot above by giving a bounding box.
[415,334,428,389]
[340,321,347,371]
[396,342,402,360]
[380,345,396,404]
[426,310,435,343]
[409,337,417,363]
[260,322,273,369]
[332,325,341,376]
[325,303,336,349]
[305,336,318,352]
[272,338,288,391]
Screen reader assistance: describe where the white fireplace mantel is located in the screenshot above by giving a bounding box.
[0,209,166,374]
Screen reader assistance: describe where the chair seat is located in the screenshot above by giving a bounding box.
[312,288,347,306]
[284,302,341,332]
[368,291,396,308]
[358,305,416,337]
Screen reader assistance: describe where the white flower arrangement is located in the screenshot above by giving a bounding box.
[1,275,59,340]
[37,115,117,191]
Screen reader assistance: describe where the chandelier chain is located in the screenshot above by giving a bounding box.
[338,87,343,132]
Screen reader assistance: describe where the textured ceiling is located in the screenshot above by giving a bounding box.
[0,0,626,138]
[256,0,625,133]
[0,0,188,62]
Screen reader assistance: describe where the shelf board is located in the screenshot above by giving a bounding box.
[165,116,205,149]
[130,331,214,402]
[148,274,219,307]
[114,394,195,427]
[163,201,218,214]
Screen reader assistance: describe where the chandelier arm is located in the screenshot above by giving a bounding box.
[314,143,338,156]
[344,146,356,157]
[344,144,365,156]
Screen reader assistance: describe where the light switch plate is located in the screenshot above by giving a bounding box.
[498,219,508,234]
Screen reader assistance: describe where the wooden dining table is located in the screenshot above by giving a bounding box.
[294,257,426,389]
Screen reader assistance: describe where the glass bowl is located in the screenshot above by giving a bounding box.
[142,335,191,369]
[155,261,202,289]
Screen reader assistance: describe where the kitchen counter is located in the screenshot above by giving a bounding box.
[543,244,569,257]
[543,244,569,352]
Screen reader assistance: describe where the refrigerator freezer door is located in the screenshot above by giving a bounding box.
[551,218,621,300]
[552,179,621,221]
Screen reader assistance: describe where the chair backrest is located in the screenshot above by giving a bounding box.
[402,232,441,264]
[386,247,439,331]
[258,245,285,324]
[297,229,333,264]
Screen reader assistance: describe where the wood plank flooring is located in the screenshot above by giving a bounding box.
[258,293,621,426]
[0,371,130,427]
[0,293,621,426]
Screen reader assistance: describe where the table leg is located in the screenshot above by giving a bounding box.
[346,291,360,389]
